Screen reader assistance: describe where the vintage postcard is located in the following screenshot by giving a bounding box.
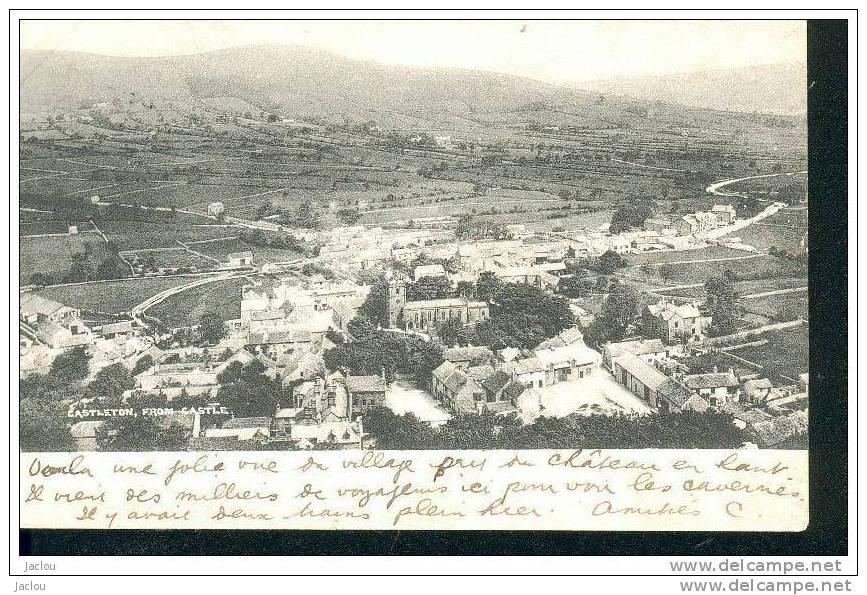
[16,18,817,535]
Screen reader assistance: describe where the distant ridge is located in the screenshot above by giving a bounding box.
[20,45,804,117]
[576,62,807,116]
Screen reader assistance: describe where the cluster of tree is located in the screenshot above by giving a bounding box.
[337,207,361,225]
[20,346,94,451]
[96,415,190,451]
[238,229,306,255]
[84,363,135,405]
[28,246,129,287]
[705,273,740,336]
[278,200,321,229]
[768,246,808,267]
[455,214,511,241]
[583,282,642,346]
[609,203,655,234]
[19,351,148,451]
[323,331,444,385]
[198,311,228,345]
[557,274,610,298]
[215,360,287,418]
[301,262,335,280]
[364,407,747,450]
[405,275,454,302]
[434,275,575,350]
[351,279,389,331]
[475,282,575,350]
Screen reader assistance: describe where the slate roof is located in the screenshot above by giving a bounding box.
[432,361,469,394]
[222,416,272,430]
[683,372,739,390]
[20,294,68,318]
[657,378,693,407]
[744,378,773,391]
[101,321,134,334]
[247,329,313,345]
[613,352,668,392]
[346,375,387,394]
[750,411,808,447]
[443,346,494,364]
[646,301,703,321]
[481,370,512,394]
[604,339,667,360]
[502,380,526,400]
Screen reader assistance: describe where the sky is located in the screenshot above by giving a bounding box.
[19,20,806,85]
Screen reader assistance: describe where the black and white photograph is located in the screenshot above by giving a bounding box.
[10,10,853,582]
[18,19,811,453]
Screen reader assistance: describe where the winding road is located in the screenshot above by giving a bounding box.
[706,170,807,200]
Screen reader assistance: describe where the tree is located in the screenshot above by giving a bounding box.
[362,406,433,449]
[97,416,189,451]
[131,354,154,376]
[706,274,740,336]
[437,318,476,347]
[456,280,475,298]
[20,398,76,452]
[51,346,90,381]
[290,200,321,229]
[406,341,445,385]
[347,315,376,340]
[324,329,345,345]
[585,283,640,345]
[216,361,244,385]
[215,361,283,418]
[355,281,388,328]
[659,263,678,283]
[85,363,135,403]
[475,271,503,303]
[406,276,454,301]
[610,203,654,233]
[597,250,627,274]
[198,311,227,345]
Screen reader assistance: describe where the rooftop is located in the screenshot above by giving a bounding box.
[683,372,739,390]
[613,352,669,392]
[346,375,387,393]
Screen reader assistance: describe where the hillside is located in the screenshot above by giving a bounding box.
[577,62,807,116]
[20,44,590,119]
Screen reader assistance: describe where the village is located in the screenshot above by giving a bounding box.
[19,197,808,452]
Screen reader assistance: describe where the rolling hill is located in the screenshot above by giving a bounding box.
[577,62,807,116]
[20,45,806,120]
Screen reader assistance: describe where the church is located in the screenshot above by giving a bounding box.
[386,278,489,331]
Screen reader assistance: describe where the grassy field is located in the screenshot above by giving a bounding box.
[99,221,237,250]
[724,325,809,385]
[147,277,245,327]
[124,248,217,270]
[629,254,806,287]
[19,234,116,282]
[731,214,807,253]
[661,277,807,300]
[624,245,750,266]
[741,290,809,323]
[188,237,303,264]
[33,276,198,314]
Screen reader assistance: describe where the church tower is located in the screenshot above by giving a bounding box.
[386,277,406,328]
